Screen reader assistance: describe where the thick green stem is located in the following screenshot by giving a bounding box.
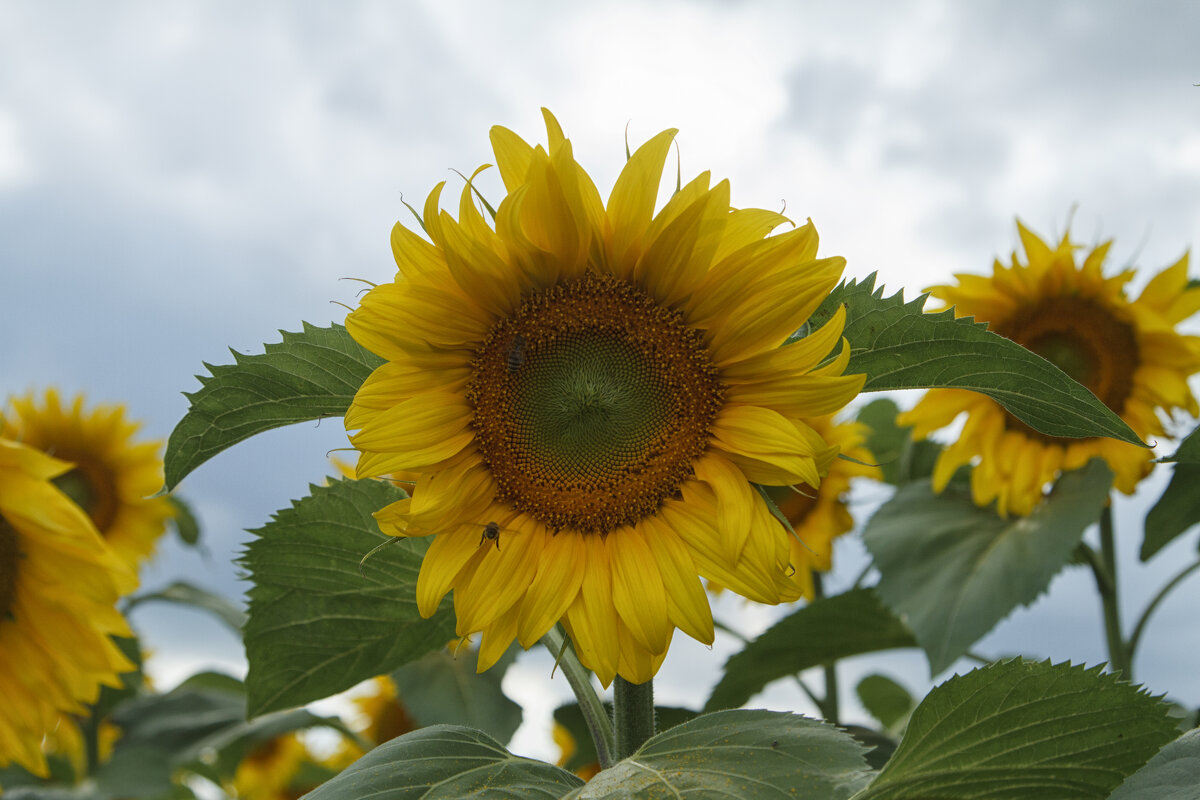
[1128,557,1200,661]
[1095,505,1130,679]
[612,676,655,761]
[541,626,614,769]
[812,573,840,724]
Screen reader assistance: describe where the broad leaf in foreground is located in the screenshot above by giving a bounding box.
[856,674,914,733]
[553,703,696,774]
[704,589,915,712]
[303,725,583,800]
[241,478,455,716]
[805,274,1143,445]
[1108,728,1200,800]
[857,659,1177,800]
[864,461,1112,673]
[563,710,871,800]
[164,322,382,489]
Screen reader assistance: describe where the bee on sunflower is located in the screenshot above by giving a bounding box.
[899,220,1200,516]
[344,109,865,686]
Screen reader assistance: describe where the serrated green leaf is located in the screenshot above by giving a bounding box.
[704,588,915,712]
[856,659,1178,800]
[125,580,247,633]
[806,274,1144,446]
[391,647,523,746]
[864,460,1112,674]
[1109,728,1200,800]
[856,674,914,732]
[241,478,456,716]
[166,495,201,546]
[303,725,583,800]
[553,703,696,774]
[563,710,872,800]
[1142,464,1200,560]
[855,398,940,485]
[164,322,383,489]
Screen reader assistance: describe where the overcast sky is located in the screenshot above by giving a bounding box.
[3,0,1200,761]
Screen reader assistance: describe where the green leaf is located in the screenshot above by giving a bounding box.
[855,397,940,485]
[164,322,383,489]
[1157,422,1200,463]
[1109,728,1200,800]
[562,710,872,799]
[704,588,915,712]
[167,495,201,546]
[856,674,914,732]
[125,580,247,633]
[805,274,1144,446]
[241,478,456,716]
[1142,464,1200,560]
[391,647,523,746]
[856,659,1178,800]
[303,725,584,800]
[864,460,1113,673]
[552,703,697,774]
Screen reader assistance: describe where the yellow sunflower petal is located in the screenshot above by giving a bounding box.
[607,525,671,655]
[516,530,586,648]
[606,128,679,277]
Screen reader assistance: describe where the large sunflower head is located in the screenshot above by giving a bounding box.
[899,220,1200,516]
[0,437,135,777]
[345,110,864,685]
[1,389,175,573]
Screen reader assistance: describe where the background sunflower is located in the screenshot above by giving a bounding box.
[0,438,135,776]
[900,221,1200,516]
[2,389,175,573]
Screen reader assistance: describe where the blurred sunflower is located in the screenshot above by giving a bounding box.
[761,415,878,599]
[231,733,311,800]
[2,389,174,572]
[899,220,1200,516]
[0,438,135,776]
[346,110,863,685]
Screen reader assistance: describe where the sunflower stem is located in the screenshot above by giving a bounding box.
[612,676,655,762]
[541,626,614,769]
[1128,557,1200,663]
[1095,505,1131,680]
[812,573,840,724]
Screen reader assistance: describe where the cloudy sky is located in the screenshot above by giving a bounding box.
[3,0,1200,760]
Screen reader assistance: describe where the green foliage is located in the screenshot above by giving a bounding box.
[805,274,1144,446]
[704,589,915,712]
[163,322,383,489]
[855,674,914,733]
[125,580,247,634]
[1108,728,1200,800]
[563,710,872,799]
[856,659,1178,800]
[1157,422,1200,463]
[552,703,696,774]
[391,647,523,746]
[304,725,584,800]
[1142,463,1200,560]
[166,495,201,546]
[240,478,456,716]
[864,461,1112,673]
[855,397,939,485]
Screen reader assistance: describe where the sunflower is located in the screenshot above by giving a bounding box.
[1,389,174,572]
[899,220,1200,516]
[345,110,864,685]
[0,438,135,777]
[761,415,879,599]
[230,733,312,800]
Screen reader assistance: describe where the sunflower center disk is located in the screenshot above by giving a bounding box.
[1000,295,1139,440]
[53,465,118,533]
[469,272,724,533]
[0,515,20,618]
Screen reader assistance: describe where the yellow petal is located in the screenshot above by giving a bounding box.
[564,537,620,685]
[516,530,586,648]
[709,405,836,487]
[454,520,546,632]
[478,603,521,673]
[605,128,678,278]
[608,525,671,655]
[640,517,714,644]
[415,530,481,617]
[490,124,535,193]
[350,392,473,468]
[692,452,755,562]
